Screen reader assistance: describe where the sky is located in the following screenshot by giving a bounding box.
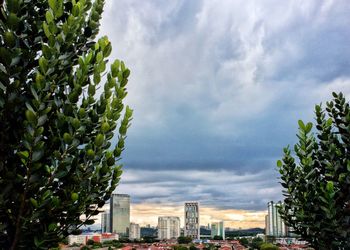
[98,0,350,228]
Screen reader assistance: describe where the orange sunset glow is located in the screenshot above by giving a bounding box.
[129,203,266,229]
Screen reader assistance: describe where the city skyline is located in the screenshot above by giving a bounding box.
[99,0,350,227]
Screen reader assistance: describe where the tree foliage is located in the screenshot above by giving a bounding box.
[259,243,278,250]
[177,236,193,244]
[0,0,132,249]
[278,92,350,249]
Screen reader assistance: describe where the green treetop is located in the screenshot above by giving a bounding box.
[0,0,132,248]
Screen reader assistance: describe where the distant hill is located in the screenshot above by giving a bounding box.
[225,228,264,237]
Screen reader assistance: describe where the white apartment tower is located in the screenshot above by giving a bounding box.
[129,223,141,240]
[157,216,181,240]
[184,202,200,239]
[211,221,225,240]
[110,194,130,236]
[101,210,111,233]
[266,201,287,237]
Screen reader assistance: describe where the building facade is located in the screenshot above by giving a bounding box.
[184,202,200,239]
[110,194,130,236]
[157,216,181,240]
[101,210,111,233]
[129,223,141,240]
[211,221,225,240]
[266,201,287,237]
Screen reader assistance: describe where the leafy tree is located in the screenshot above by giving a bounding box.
[212,235,223,240]
[0,0,132,249]
[173,245,189,250]
[238,237,249,247]
[277,92,350,249]
[250,237,263,249]
[86,239,95,246]
[177,236,192,244]
[189,244,197,250]
[259,243,278,250]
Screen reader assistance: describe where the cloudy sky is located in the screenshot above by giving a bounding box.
[98,0,350,228]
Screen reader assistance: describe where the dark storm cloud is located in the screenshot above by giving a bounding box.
[100,0,350,211]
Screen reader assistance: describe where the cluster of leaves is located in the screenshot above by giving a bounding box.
[278,92,350,249]
[0,0,132,249]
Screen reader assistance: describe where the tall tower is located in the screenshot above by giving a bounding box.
[110,194,130,236]
[101,210,111,233]
[266,201,288,237]
[129,223,141,240]
[184,202,200,239]
[211,221,225,240]
[157,216,181,240]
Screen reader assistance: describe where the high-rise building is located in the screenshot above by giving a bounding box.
[184,202,200,239]
[266,201,288,237]
[101,210,111,233]
[157,216,181,240]
[211,221,225,240]
[129,223,141,240]
[110,194,130,236]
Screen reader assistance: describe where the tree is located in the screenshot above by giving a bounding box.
[259,243,278,250]
[238,237,249,247]
[189,244,197,250]
[177,236,193,244]
[250,237,263,250]
[0,0,132,249]
[277,92,350,249]
[212,235,223,240]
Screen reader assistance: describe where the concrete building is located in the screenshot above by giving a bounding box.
[101,210,111,233]
[184,202,200,239]
[266,201,288,237]
[68,233,118,245]
[158,216,181,240]
[129,223,141,240]
[110,194,130,236]
[211,221,225,240]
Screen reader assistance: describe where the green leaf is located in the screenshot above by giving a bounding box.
[277,160,282,167]
[85,219,95,225]
[39,57,48,74]
[326,181,334,193]
[48,0,56,10]
[63,133,73,144]
[30,198,38,208]
[7,13,20,30]
[25,109,37,123]
[95,134,104,147]
[45,10,54,23]
[305,122,313,133]
[101,122,110,133]
[298,120,305,131]
[32,149,44,162]
[71,192,79,202]
[326,118,333,127]
[48,223,57,231]
[87,149,95,159]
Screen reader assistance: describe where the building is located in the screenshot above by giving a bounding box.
[158,216,181,240]
[184,202,200,239]
[110,194,130,236]
[266,201,288,237]
[211,221,225,240]
[129,223,141,240]
[68,233,119,245]
[101,210,111,233]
